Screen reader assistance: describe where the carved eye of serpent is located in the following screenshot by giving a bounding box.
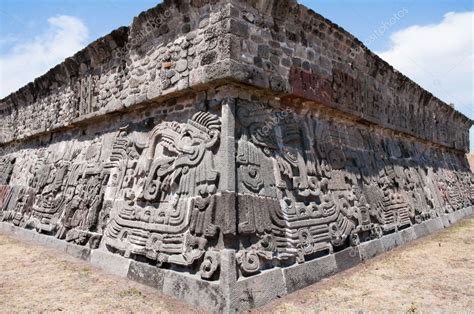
[144,211,151,221]
[201,259,213,272]
[181,132,192,146]
[299,229,311,241]
[249,168,257,178]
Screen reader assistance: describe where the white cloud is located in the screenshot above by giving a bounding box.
[377,11,474,151]
[0,15,89,98]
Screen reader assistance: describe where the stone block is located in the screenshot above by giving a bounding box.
[334,247,361,272]
[359,239,384,261]
[448,211,461,225]
[233,269,287,311]
[413,223,430,239]
[400,228,417,243]
[91,249,131,277]
[283,254,337,293]
[425,218,444,234]
[0,222,13,233]
[467,206,473,216]
[380,232,403,252]
[44,236,69,252]
[457,209,466,221]
[127,260,166,290]
[161,269,225,311]
[441,215,451,228]
[65,243,91,261]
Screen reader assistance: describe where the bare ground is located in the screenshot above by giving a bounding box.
[1,217,473,313]
[0,234,203,313]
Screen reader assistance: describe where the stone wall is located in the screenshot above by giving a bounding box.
[226,0,471,151]
[0,88,238,279]
[0,0,473,311]
[0,0,234,144]
[232,87,472,276]
[1,0,471,150]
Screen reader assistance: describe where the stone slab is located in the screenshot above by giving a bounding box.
[380,232,404,252]
[441,215,452,228]
[127,260,226,312]
[359,239,384,261]
[334,246,361,272]
[425,218,444,234]
[283,254,337,293]
[90,249,131,277]
[400,227,417,243]
[233,268,287,311]
[465,207,471,216]
[449,211,461,225]
[413,222,430,239]
[65,243,91,261]
[161,268,225,312]
[127,260,166,290]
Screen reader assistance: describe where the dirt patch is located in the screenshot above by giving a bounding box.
[255,217,474,313]
[0,235,205,313]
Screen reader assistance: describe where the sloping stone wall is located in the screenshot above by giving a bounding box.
[1,0,471,150]
[225,0,471,151]
[0,89,237,278]
[0,0,473,311]
[231,88,473,277]
[0,0,234,144]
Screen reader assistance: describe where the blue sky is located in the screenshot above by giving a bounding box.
[1,0,473,150]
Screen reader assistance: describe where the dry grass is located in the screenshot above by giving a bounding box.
[1,218,473,313]
[0,234,203,313]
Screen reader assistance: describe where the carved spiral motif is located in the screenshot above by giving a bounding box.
[200,251,220,280]
[237,251,260,275]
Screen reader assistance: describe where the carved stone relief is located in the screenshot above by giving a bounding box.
[102,111,222,278]
[234,101,474,276]
[0,99,472,282]
[0,156,15,185]
[0,107,226,281]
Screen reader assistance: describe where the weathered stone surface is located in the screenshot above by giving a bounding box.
[90,250,131,277]
[425,218,444,234]
[359,239,384,261]
[414,222,430,238]
[334,247,361,272]
[380,232,404,252]
[400,228,418,243]
[0,0,473,311]
[283,254,337,293]
[233,269,287,310]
